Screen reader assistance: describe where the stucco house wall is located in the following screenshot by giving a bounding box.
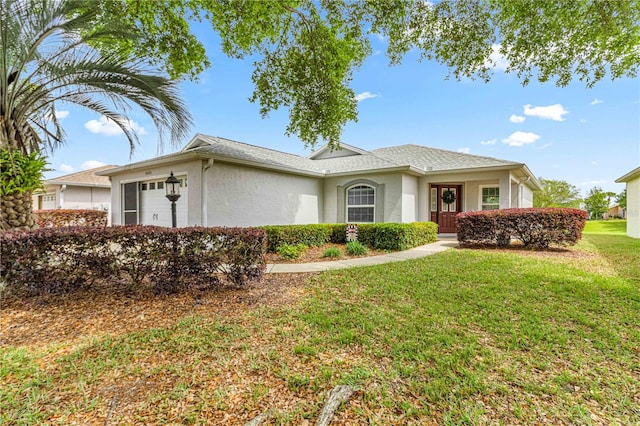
[402,174,419,223]
[616,167,640,238]
[59,186,110,210]
[205,162,323,227]
[627,177,640,238]
[323,173,403,223]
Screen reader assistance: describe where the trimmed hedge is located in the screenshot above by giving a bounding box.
[457,208,587,249]
[0,226,266,297]
[261,222,438,252]
[34,209,108,227]
[358,222,438,251]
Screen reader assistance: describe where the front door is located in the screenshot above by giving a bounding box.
[430,185,461,233]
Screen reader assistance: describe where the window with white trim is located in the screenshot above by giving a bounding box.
[481,187,500,210]
[347,185,375,223]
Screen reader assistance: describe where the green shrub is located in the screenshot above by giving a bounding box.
[346,241,368,256]
[358,222,438,251]
[322,246,342,258]
[277,243,307,259]
[261,222,437,252]
[262,225,333,252]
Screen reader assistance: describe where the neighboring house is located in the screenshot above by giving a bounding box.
[33,165,118,212]
[604,205,625,219]
[616,166,640,238]
[99,134,541,232]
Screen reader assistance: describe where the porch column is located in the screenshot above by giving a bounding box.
[499,173,512,209]
[417,176,429,221]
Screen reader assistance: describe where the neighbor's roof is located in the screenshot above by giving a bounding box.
[616,166,640,183]
[99,134,540,188]
[46,165,118,188]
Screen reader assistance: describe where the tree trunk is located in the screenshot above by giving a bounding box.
[1,191,37,231]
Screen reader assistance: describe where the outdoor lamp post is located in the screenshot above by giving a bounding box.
[165,172,181,228]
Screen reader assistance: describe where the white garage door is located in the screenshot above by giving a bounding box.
[139,176,188,227]
[40,193,56,210]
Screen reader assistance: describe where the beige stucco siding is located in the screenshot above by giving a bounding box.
[627,176,640,238]
[205,162,323,226]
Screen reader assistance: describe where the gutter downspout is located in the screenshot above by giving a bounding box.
[59,184,66,209]
[202,159,214,226]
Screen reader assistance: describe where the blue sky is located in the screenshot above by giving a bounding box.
[45,26,639,196]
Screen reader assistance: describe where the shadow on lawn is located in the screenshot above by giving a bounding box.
[583,233,640,283]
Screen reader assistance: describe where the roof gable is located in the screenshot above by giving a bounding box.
[46,165,118,187]
[308,143,368,160]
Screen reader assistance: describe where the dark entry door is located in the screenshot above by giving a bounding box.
[430,185,461,233]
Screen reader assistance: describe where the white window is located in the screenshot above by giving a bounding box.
[481,187,500,210]
[430,187,438,212]
[347,185,375,223]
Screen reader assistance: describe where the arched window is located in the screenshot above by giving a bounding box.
[347,185,375,222]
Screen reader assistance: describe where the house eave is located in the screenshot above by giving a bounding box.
[97,150,325,178]
[324,165,424,177]
[43,181,110,188]
[96,151,208,176]
[615,166,640,183]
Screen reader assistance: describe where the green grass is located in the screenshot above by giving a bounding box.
[2,226,639,424]
[583,219,626,234]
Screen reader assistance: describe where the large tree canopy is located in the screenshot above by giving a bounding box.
[0,0,191,155]
[91,0,639,148]
[533,178,583,208]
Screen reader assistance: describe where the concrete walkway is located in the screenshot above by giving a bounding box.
[266,235,459,273]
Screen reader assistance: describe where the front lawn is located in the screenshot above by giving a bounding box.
[2,227,639,424]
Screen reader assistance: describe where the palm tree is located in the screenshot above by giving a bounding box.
[0,0,192,230]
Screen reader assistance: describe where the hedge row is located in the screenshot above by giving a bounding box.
[1,226,266,297]
[261,222,438,252]
[34,209,108,227]
[456,208,587,248]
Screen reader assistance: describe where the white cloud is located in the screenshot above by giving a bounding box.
[59,163,74,172]
[509,114,526,123]
[580,118,588,123]
[590,98,603,105]
[457,147,471,154]
[84,116,147,136]
[81,160,106,170]
[486,44,509,71]
[502,131,540,147]
[540,143,553,149]
[354,91,379,102]
[55,110,69,119]
[523,104,569,121]
[480,139,497,145]
[591,161,597,165]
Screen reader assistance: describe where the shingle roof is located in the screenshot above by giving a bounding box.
[188,135,324,175]
[371,144,521,172]
[102,134,535,186]
[184,136,523,175]
[47,165,118,187]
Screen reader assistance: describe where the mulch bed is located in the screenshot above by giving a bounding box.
[264,243,389,264]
